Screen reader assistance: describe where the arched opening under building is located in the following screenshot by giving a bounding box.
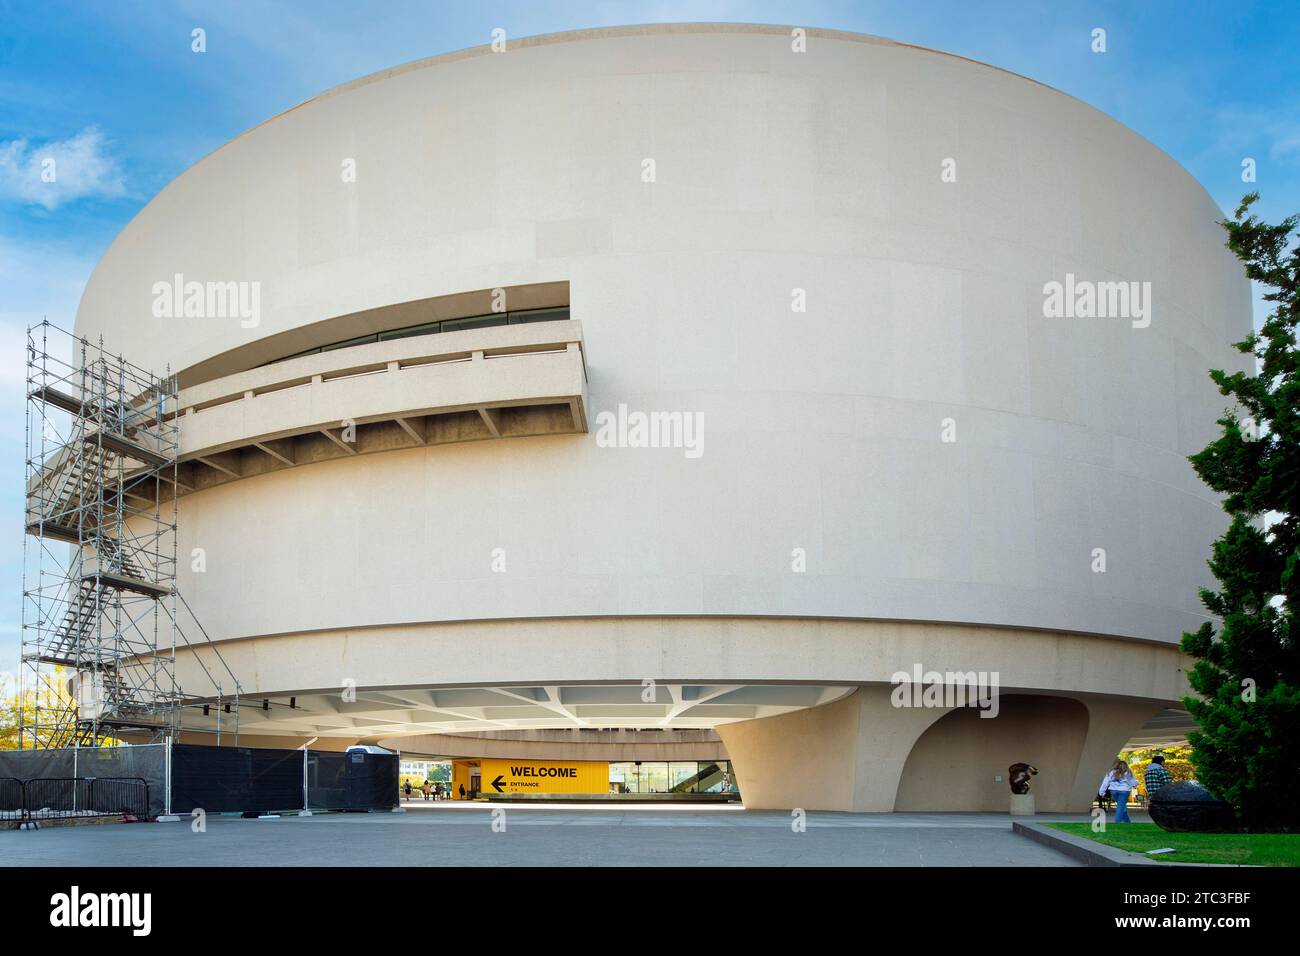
[895,695,1089,812]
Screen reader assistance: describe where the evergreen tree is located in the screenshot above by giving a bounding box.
[1181,193,1300,831]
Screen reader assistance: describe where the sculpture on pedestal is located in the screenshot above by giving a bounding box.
[1008,763,1038,794]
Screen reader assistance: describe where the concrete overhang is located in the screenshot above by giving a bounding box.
[172,682,856,744]
[166,319,587,494]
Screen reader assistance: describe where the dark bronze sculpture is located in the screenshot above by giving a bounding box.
[1008,763,1038,794]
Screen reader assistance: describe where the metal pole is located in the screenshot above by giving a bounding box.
[164,734,172,816]
[303,748,309,812]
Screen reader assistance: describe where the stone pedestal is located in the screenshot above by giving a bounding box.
[1009,793,1036,816]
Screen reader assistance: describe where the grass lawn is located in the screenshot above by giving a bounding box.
[1048,822,1300,866]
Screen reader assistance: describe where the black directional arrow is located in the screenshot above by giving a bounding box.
[491,774,506,793]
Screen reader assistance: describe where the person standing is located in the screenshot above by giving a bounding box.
[1098,759,1139,823]
[1144,755,1173,798]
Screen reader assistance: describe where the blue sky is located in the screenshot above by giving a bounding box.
[1,0,1297,674]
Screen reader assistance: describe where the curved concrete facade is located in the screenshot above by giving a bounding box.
[76,25,1249,810]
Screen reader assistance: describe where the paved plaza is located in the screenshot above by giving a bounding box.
[1,805,1085,867]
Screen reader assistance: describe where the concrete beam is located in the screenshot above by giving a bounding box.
[252,437,294,466]
[477,407,502,438]
[195,450,242,478]
[319,427,358,454]
[395,416,426,444]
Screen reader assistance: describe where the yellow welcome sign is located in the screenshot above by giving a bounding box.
[480,758,609,795]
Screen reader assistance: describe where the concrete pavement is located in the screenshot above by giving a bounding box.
[1,808,1084,867]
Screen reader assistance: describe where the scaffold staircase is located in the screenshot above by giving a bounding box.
[20,321,243,750]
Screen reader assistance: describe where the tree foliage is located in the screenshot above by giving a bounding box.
[1181,193,1300,831]
[0,668,75,750]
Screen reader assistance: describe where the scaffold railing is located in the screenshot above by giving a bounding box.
[20,320,242,749]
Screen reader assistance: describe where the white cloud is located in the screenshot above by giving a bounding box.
[0,127,126,210]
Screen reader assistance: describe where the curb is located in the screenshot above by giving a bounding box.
[1012,822,1256,868]
[1014,821,1162,867]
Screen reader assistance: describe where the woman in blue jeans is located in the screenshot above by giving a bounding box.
[1098,759,1140,823]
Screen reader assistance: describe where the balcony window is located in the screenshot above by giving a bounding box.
[439,314,508,334]
[509,306,570,324]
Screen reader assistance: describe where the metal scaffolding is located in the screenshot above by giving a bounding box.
[21,320,241,749]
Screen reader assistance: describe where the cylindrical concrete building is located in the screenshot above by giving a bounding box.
[74,24,1250,811]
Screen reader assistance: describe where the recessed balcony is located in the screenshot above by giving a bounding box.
[173,319,587,493]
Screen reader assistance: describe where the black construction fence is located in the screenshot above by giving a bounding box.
[0,744,166,816]
[20,777,151,820]
[305,749,397,812]
[0,776,151,822]
[1,776,25,821]
[169,743,397,814]
[0,743,399,819]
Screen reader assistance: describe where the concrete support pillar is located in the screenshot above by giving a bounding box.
[719,688,1168,813]
[716,686,953,811]
[1067,698,1167,811]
